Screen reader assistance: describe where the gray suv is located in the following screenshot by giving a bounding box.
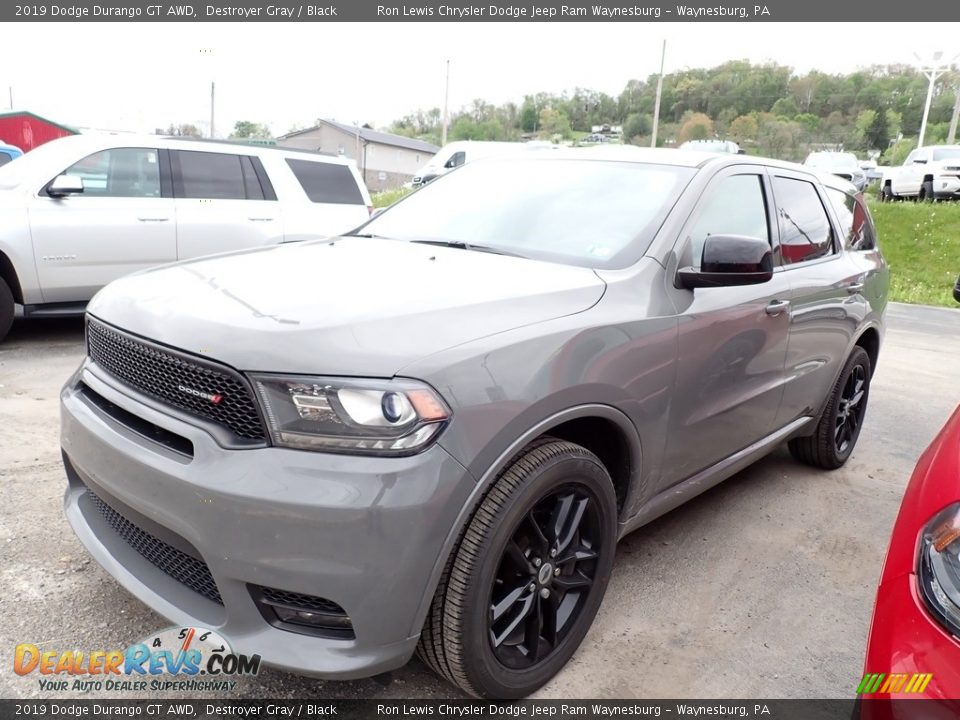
[60,149,888,698]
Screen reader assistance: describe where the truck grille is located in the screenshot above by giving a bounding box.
[86,318,266,443]
[86,488,223,606]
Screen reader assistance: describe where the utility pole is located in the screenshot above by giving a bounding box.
[441,59,450,147]
[210,81,216,139]
[651,40,666,149]
[914,51,955,148]
[949,79,960,145]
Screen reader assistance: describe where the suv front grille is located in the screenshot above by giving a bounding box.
[86,318,266,443]
[86,488,223,605]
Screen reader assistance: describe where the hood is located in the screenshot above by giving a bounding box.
[88,237,606,377]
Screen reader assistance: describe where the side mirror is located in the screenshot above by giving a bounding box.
[954,273,960,304]
[678,234,774,289]
[48,174,84,197]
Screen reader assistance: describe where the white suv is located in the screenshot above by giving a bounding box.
[883,144,960,201]
[0,134,372,341]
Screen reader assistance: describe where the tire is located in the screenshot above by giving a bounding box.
[0,277,13,343]
[880,184,893,202]
[417,438,618,698]
[788,346,871,470]
[920,180,934,202]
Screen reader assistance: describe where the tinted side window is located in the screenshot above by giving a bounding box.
[688,174,769,266]
[0,152,11,167]
[177,151,246,200]
[826,188,876,251]
[285,159,364,205]
[447,151,466,168]
[772,177,835,265]
[62,148,161,198]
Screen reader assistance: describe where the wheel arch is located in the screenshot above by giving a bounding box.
[411,403,642,637]
[0,249,23,304]
[806,323,882,431]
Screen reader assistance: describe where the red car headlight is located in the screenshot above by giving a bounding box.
[919,502,960,638]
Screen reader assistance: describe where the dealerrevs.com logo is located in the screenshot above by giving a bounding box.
[13,626,260,692]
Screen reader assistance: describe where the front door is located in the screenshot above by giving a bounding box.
[660,167,791,486]
[27,146,176,303]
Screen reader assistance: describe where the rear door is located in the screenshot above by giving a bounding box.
[171,149,283,259]
[27,146,176,303]
[660,166,791,485]
[768,171,868,428]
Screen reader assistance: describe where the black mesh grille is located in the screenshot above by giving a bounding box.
[86,489,223,606]
[86,319,265,442]
[257,587,346,616]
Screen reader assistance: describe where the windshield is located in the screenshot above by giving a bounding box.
[359,157,695,269]
[932,148,960,162]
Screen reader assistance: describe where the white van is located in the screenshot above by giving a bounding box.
[0,134,372,340]
[412,141,555,187]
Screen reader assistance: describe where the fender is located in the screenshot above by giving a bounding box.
[409,402,643,637]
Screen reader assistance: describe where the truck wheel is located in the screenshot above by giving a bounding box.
[417,438,617,698]
[880,184,893,202]
[789,347,871,470]
[0,277,13,342]
[920,180,934,202]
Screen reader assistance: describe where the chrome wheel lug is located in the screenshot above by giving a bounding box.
[533,557,542,568]
[540,588,550,599]
[528,583,536,592]
[549,548,557,558]
[554,567,561,576]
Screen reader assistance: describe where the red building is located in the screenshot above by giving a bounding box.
[0,111,76,152]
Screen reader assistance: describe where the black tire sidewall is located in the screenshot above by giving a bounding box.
[0,277,13,342]
[460,452,617,698]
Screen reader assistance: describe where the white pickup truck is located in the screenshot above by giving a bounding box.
[0,134,372,341]
[882,144,960,201]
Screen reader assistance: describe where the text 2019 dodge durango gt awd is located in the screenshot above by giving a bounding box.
[60,149,889,698]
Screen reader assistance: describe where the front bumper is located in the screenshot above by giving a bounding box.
[864,573,960,700]
[60,363,474,679]
[933,176,960,198]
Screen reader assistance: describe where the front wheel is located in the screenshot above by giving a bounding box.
[417,439,618,698]
[788,347,872,470]
[920,180,935,202]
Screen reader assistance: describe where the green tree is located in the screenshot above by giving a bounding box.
[678,112,714,143]
[728,114,758,144]
[520,101,538,133]
[623,113,652,142]
[230,120,272,139]
[165,123,201,138]
[865,108,889,151]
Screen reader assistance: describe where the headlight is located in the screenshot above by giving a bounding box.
[918,502,960,638]
[251,375,451,455]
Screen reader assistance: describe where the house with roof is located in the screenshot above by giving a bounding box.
[277,120,439,191]
[0,111,77,153]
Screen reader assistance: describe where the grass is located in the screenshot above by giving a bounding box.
[870,199,960,307]
[371,186,414,208]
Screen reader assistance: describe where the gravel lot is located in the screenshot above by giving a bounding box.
[2,303,959,700]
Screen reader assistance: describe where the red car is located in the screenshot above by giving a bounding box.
[863,403,960,699]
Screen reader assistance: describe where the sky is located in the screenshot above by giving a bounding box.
[0,22,957,137]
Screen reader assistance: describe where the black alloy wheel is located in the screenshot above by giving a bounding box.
[417,438,617,698]
[834,363,867,456]
[788,346,872,470]
[488,485,601,669]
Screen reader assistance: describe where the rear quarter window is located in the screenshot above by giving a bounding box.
[285,159,365,205]
[826,187,877,251]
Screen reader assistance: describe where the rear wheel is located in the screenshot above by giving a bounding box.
[788,347,871,470]
[0,277,14,343]
[417,439,617,698]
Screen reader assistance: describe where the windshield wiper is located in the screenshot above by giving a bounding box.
[409,239,527,259]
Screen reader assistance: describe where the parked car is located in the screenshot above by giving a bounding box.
[804,151,867,191]
[883,145,960,201]
[0,140,23,167]
[60,149,888,698]
[677,139,743,154]
[0,134,372,341]
[411,140,556,187]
